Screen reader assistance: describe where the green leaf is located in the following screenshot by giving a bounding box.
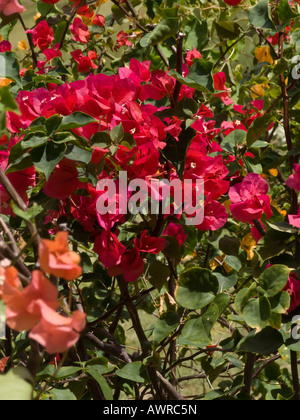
[235,282,258,313]
[269,291,290,314]
[90,131,111,148]
[176,268,219,310]
[8,132,48,165]
[65,144,92,164]
[213,273,238,291]
[148,260,170,291]
[0,367,33,400]
[221,129,247,154]
[51,388,77,400]
[45,114,62,135]
[258,265,291,298]
[169,60,214,93]
[215,21,241,40]
[179,304,220,348]
[110,123,124,143]
[0,86,20,113]
[0,52,22,87]
[153,312,181,343]
[267,221,298,234]
[185,18,208,51]
[86,366,113,400]
[243,297,271,329]
[179,295,229,348]
[54,366,82,381]
[237,327,283,355]
[248,0,276,31]
[146,18,179,45]
[31,142,66,180]
[60,112,97,130]
[246,113,274,147]
[277,0,299,28]
[116,362,149,384]
[162,126,196,180]
[10,202,44,223]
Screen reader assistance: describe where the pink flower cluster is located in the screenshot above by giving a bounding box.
[2,52,277,285]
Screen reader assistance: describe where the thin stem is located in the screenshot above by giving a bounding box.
[0,167,40,253]
[117,276,165,399]
[172,33,185,107]
[291,350,300,400]
[18,14,38,69]
[242,353,256,396]
[59,1,84,50]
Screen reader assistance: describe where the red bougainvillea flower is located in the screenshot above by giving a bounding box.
[145,70,176,100]
[195,199,228,232]
[121,248,145,283]
[26,21,54,51]
[288,205,300,228]
[213,72,234,106]
[2,268,58,331]
[43,159,80,200]
[0,0,25,15]
[93,14,106,27]
[134,231,166,254]
[0,40,11,52]
[162,223,187,247]
[0,134,8,145]
[229,173,272,223]
[223,0,243,5]
[186,48,202,67]
[287,164,300,191]
[94,230,126,269]
[0,356,9,372]
[71,49,98,73]
[40,0,61,3]
[114,31,133,51]
[70,17,90,44]
[29,301,86,354]
[283,273,300,313]
[0,267,5,299]
[39,231,82,281]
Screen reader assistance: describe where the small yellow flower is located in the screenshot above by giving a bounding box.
[0,78,12,87]
[97,0,109,4]
[18,40,29,51]
[269,168,278,177]
[250,83,269,99]
[222,199,231,211]
[80,12,96,26]
[209,254,233,274]
[241,233,257,261]
[255,46,274,65]
[34,12,41,21]
[270,197,287,218]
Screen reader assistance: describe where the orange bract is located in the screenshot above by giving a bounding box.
[39,231,82,281]
[29,301,86,354]
[2,268,58,332]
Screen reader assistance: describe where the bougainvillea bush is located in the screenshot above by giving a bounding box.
[1,0,300,401]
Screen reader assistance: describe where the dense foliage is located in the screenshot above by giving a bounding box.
[1,0,300,401]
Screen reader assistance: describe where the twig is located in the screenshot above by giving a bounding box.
[172,33,185,107]
[59,0,84,50]
[156,371,186,400]
[117,276,165,399]
[18,14,38,69]
[242,353,256,396]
